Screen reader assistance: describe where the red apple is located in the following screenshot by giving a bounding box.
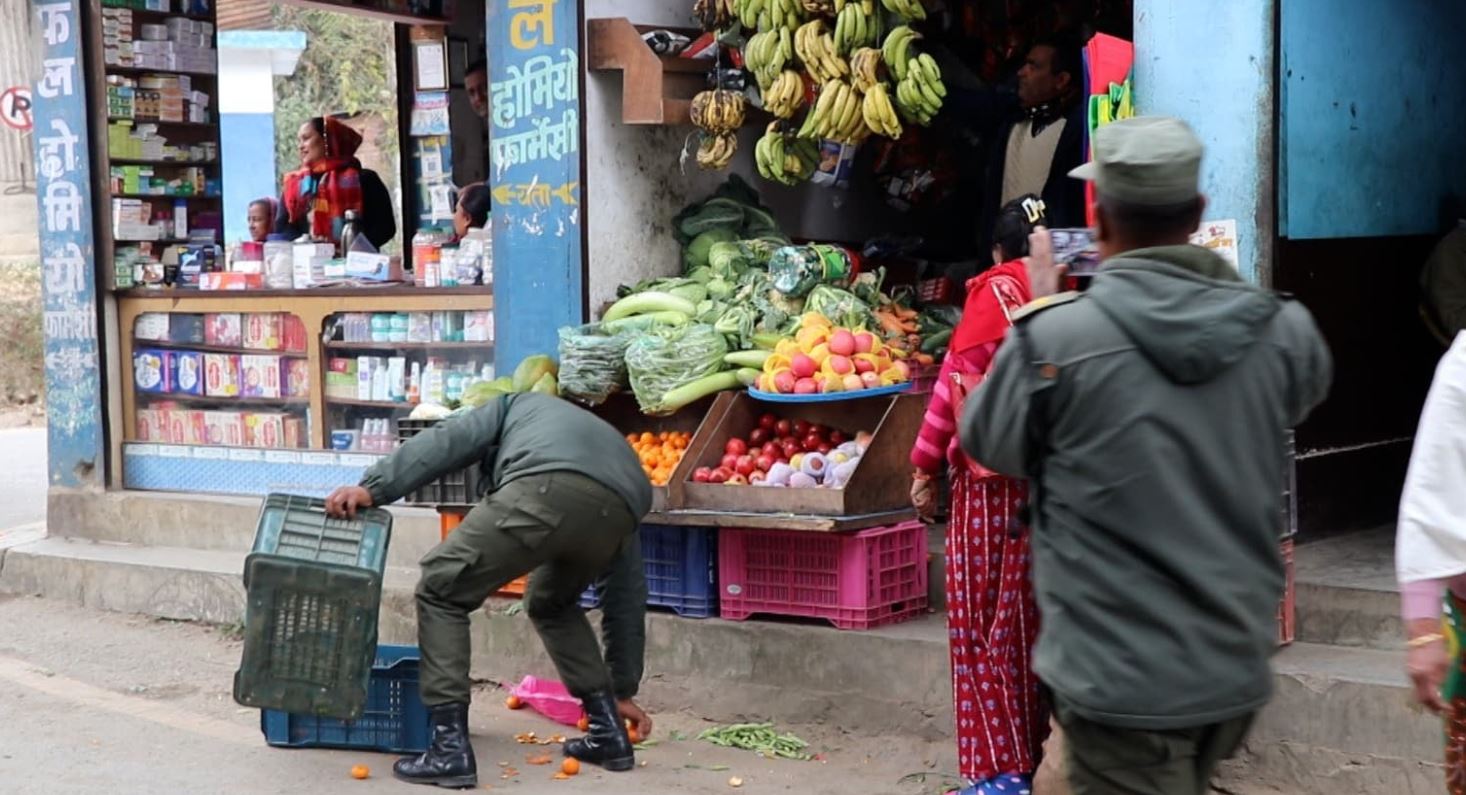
[781,440,802,459]
[817,442,832,454]
[853,331,875,354]
[735,455,757,476]
[726,473,749,485]
[802,433,823,452]
[725,438,748,456]
[758,412,778,431]
[749,471,767,484]
[794,420,812,436]
[761,442,781,458]
[692,467,713,483]
[829,329,856,357]
[773,370,797,394]
[794,378,819,394]
[791,353,817,379]
[755,453,776,472]
[829,430,847,445]
[775,419,793,436]
[827,355,854,375]
[708,467,731,484]
[721,453,740,471]
[748,427,770,446]
[853,357,875,374]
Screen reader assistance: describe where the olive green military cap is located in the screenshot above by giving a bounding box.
[1069,116,1202,206]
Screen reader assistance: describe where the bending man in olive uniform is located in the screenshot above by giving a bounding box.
[326,392,653,789]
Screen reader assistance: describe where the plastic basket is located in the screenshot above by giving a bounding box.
[398,419,484,507]
[261,645,429,753]
[252,493,392,575]
[234,554,382,720]
[1277,538,1296,647]
[582,525,717,618]
[718,521,928,630]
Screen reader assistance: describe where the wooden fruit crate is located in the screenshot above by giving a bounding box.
[590,391,734,513]
[679,392,924,517]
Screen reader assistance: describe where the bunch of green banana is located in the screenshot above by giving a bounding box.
[893,53,945,125]
[761,0,805,32]
[763,70,806,118]
[744,29,792,92]
[797,80,866,142]
[794,20,850,84]
[881,24,920,81]
[850,46,883,92]
[691,89,748,134]
[739,0,764,29]
[696,132,739,170]
[861,81,903,138]
[834,1,879,56]
[879,0,925,22]
[756,122,820,185]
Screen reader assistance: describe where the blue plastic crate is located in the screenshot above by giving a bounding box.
[261,645,429,754]
[581,526,717,618]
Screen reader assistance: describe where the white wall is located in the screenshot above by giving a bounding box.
[582,0,890,313]
[217,49,274,115]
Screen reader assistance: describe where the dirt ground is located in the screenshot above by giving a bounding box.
[0,261,43,416]
[0,595,961,795]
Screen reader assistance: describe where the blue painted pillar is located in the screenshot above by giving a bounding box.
[486,0,585,371]
[31,1,104,488]
[1134,0,1276,286]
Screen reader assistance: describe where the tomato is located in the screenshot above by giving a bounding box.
[735,455,757,476]
[802,433,823,452]
[748,428,770,446]
[692,467,712,483]
[774,419,792,436]
[758,413,778,431]
[725,438,749,456]
[793,420,812,436]
[721,453,740,471]
[708,467,732,484]
[781,440,802,459]
[755,453,776,472]
[761,441,781,459]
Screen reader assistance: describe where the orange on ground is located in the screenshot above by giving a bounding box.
[576,716,590,732]
[350,764,370,780]
[561,758,581,776]
[505,695,524,710]
[627,726,642,744]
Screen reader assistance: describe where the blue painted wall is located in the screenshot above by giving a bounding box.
[1135,0,1275,285]
[1280,0,1466,240]
[220,112,277,242]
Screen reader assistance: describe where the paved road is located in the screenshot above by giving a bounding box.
[0,427,45,529]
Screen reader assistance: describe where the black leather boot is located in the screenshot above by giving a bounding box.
[393,702,477,788]
[563,691,635,772]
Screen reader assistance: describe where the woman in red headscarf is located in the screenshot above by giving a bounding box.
[277,116,395,248]
[910,194,1047,795]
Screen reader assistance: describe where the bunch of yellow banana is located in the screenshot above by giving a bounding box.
[860,82,903,138]
[755,122,820,185]
[796,80,868,143]
[744,29,793,92]
[696,132,739,170]
[893,53,945,126]
[800,0,834,14]
[763,70,806,118]
[794,20,850,84]
[879,0,925,22]
[693,0,737,31]
[849,47,883,92]
[834,1,880,56]
[881,25,920,81]
[691,89,748,134]
[756,0,805,32]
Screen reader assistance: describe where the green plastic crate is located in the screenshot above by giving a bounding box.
[233,554,382,721]
[251,493,392,575]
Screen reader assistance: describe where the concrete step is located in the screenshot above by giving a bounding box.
[1293,527,1403,650]
[0,536,956,741]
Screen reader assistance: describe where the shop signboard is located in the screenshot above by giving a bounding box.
[31,1,104,488]
[487,0,583,368]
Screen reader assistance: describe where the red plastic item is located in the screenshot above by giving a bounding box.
[718,521,928,630]
[1277,538,1295,647]
[508,676,583,727]
[916,276,954,305]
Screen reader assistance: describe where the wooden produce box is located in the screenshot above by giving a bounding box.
[680,392,924,517]
[590,391,734,513]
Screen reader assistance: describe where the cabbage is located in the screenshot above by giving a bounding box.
[624,323,730,415]
[805,285,875,331]
[684,228,738,271]
[714,305,757,350]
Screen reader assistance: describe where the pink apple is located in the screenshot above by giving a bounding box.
[853,332,875,354]
[794,377,820,394]
[828,329,857,357]
[827,355,854,375]
[842,373,865,391]
[853,357,875,374]
[860,372,882,388]
[791,353,817,379]
[773,370,797,393]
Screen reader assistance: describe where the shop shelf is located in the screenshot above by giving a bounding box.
[718,521,928,630]
[587,18,714,125]
[1278,538,1296,647]
[234,554,383,720]
[326,341,494,351]
[250,493,392,574]
[130,338,306,357]
[138,394,309,407]
[108,158,218,167]
[261,644,429,753]
[106,65,218,78]
[581,525,717,617]
[330,397,417,410]
[397,419,484,507]
[112,192,221,200]
[107,118,217,129]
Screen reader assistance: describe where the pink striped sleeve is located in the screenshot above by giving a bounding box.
[910,347,993,474]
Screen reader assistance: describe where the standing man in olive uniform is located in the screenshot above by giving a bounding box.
[326,392,654,789]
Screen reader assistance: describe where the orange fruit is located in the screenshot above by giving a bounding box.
[350,764,370,780]
[576,715,590,732]
[561,758,580,776]
[506,695,524,710]
[627,726,642,744]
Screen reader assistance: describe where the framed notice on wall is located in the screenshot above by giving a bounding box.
[414,39,449,91]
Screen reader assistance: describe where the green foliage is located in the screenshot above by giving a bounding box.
[270,5,400,197]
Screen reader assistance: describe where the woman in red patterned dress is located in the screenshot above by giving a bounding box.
[911,195,1048,795]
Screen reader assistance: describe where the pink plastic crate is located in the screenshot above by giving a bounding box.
[718,521,928,630]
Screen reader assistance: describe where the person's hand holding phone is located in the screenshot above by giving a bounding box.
[1025,226,1069,299]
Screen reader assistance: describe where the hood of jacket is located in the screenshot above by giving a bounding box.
[1086,245,1281,385]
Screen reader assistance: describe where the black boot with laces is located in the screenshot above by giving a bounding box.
[394,702,477,788]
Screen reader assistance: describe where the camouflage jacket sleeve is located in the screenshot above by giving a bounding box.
[358,397,509,506]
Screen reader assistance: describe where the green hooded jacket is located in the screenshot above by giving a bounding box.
[962,245,1332,730]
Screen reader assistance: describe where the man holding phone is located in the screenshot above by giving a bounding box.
[960,116,1333,794]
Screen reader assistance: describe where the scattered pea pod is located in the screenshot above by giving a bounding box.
[696,723,813,760]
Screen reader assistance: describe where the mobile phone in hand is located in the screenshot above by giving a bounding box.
[1049,228,1101,276]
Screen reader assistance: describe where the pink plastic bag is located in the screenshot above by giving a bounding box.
[509,675,583,727]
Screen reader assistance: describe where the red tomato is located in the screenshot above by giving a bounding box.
[692,467,712,483]
[758,413,778,431]
[793,420,812,437]
[775,419,793,436]
[708,467,731,484]
[725,438,749,456]
[735,455,757,476]
[781,440,802,459]
[755,453,776,472]
[721,453,740,471]
[748,428,770,446]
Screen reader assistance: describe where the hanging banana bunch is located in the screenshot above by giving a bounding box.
[691,89,748,134]
[756,122,820,185]
[697,132,740,170]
